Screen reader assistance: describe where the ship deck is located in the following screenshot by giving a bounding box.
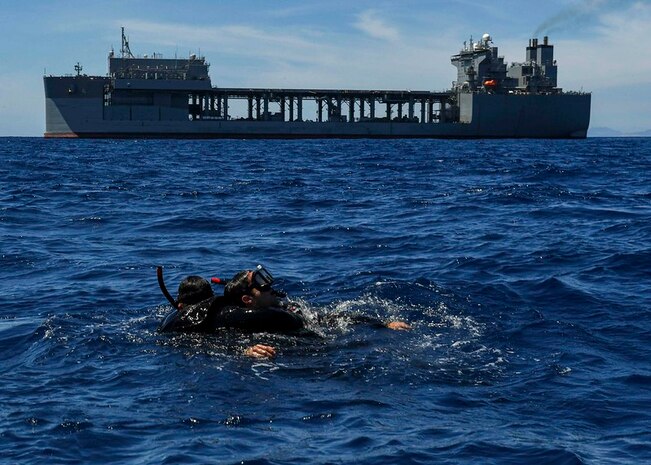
[181,86,455,123]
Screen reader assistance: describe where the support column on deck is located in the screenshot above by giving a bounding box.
[223,96,228,120]
[439,99,446,123]
[408,99,414,120]
[289,96,294,122]
[370,98,375,119]
[264,95,269,121]
[280,97,286,121]
[349,97,355,123]
[318,98,323,122]
[360,99,365,120]
[248,96,253,120]
[386,101,391,120]
[297,96,303,121]
[397,102,403,120]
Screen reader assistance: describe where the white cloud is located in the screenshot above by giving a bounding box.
[119,18,456,90]
[353,10,400,42]
[120,19,342,71]
[554,2,651,89]
[548,2,651,130]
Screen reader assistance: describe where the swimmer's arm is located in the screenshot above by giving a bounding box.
[244,344,276,358]
[386,321,411,330]
[346,314,412,330]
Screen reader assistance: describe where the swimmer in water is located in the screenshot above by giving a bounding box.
[156,273,278,357]
[158,265,411,358]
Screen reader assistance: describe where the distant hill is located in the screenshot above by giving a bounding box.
[589,127,651,137]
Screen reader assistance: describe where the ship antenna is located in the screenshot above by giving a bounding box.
[74,62,83,76]
[121,26,134,58]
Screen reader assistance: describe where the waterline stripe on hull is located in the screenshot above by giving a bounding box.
[44,132,587,140]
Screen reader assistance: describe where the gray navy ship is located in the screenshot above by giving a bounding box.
[44,29,590,139]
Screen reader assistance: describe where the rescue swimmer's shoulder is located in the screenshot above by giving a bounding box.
[212,305,305,333]
[157,296,226,333]
[158,299,306,334]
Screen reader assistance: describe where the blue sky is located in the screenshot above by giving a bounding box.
[1,0,649,135]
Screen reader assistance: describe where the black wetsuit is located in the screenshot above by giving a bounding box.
[158,296,305,334]
[158,294,391,336]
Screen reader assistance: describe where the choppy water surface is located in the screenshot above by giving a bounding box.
[1,137,650,464]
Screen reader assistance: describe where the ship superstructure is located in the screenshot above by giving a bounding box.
[44,29,590,138]
[451,33,558,93]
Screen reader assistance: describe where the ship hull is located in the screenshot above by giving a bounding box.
[44,77,590,139]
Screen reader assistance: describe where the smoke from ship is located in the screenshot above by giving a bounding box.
[533,0,635,36]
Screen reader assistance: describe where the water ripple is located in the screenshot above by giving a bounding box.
[1,137,650,464]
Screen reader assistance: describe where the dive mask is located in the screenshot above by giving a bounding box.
[251,264,274,291]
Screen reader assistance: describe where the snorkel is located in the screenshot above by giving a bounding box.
[156,266,179,310]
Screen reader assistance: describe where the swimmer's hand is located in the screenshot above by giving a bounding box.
[386,321,411,331]
[244,344,276,358]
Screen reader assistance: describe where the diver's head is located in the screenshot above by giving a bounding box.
[177,275,214,307]
[223,270,250,305]
[224,265,283,308]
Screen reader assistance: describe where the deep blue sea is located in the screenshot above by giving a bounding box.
[1,137,650,464]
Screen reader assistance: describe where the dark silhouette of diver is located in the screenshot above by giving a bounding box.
[158,265,410,358]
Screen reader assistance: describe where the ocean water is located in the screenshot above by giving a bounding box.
[1,137,650,464]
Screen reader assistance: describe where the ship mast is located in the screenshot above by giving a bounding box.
[121,27,134,58]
